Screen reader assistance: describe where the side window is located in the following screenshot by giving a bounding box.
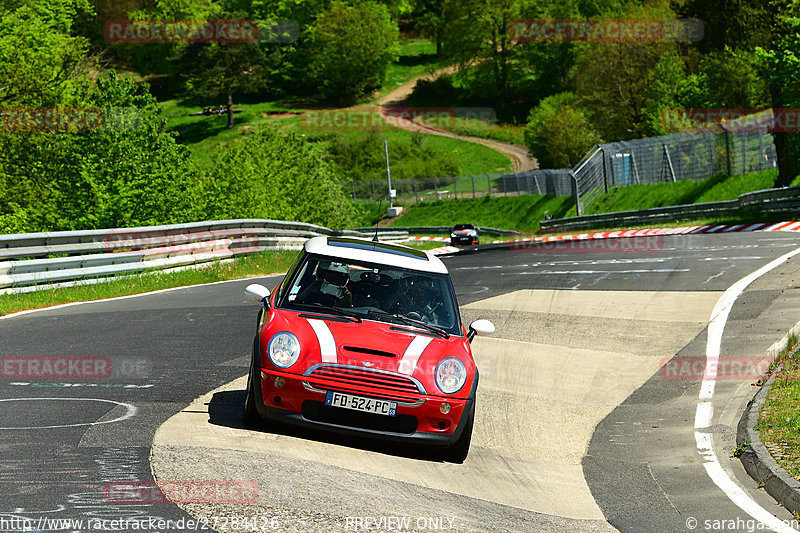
[277,250,306,300]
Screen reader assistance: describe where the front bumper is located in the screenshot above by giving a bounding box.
[255,369,475,446]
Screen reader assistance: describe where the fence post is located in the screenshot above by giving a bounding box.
[571,170,581,216]
[663,144,677,182]
[758,131,765,171]
[453,176,458,198]
[742,134,747,173]
[502,175,507,196]
[471,175,475,198]
[600,147,609,193]
[487,174,491,195]
[370,180,376,202]
[413,180,419,204]
[352,181,357,203]
[724,128,732,176]
[434,177,439,199]
[708,132,715,175]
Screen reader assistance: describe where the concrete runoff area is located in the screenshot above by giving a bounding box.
[151,290,722,532]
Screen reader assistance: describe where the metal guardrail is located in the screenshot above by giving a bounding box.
[0,219,410,292]
[540,186,800,232]
[355,226,522,236]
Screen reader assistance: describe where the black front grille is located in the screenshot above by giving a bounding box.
[302,401,418,434]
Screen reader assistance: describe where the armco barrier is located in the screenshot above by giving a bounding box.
[0,219,409,292]
[356,226,522,236]
[540,186,800,232]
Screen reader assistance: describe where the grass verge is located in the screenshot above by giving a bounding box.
[388,194,574,233]
[0,250,298,318]
[757,333,800,479]
[566,169,788,217]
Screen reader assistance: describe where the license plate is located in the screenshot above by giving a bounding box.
[325,391,397,416]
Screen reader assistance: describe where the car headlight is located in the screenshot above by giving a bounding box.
[268,332,300,368]
[435,357,468,394]
[450,233,457,238]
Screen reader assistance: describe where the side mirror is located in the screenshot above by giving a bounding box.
[245,284,271,306]
[467,319,495,343]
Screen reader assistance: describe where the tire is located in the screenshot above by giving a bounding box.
[441,406,474,464]
[242,345,264,428]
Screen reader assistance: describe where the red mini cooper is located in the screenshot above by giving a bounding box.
[242,236,494,462]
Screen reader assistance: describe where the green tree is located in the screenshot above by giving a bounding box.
[0,0,93,106]
[174,14,276,129]
[440,0,524,97]
[700,48,769,108]
[309,1,398,104]
[756,3,800,186]
[197,127,355,228]
[0,72,197,232]
[524,93,600,168]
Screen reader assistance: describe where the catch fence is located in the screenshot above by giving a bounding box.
[343,124,777,216]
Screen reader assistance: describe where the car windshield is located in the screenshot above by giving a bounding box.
[453,224,474,231]
[280,255,461,336]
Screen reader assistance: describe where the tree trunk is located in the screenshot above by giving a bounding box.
[227,90,234,129]
[770,85,797,187]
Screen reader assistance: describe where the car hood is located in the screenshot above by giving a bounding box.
[263,310,475,398]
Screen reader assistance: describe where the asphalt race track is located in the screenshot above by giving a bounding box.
[3,232,800,533]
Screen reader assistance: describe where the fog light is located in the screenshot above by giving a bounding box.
[274,376,285,388]
[440,402,451,414]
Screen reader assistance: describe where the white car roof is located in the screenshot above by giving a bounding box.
[304,236,449,274]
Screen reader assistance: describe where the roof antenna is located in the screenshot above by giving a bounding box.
[373,199,382,242]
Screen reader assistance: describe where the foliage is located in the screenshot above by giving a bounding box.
[323,130,462,182]
[196,127,356,228]
[524,93,600,168]
[0,0,94,106]
[0,72,196,232]
[310,1,399,104]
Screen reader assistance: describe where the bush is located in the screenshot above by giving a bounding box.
[310,1,398,104]
[524,93,601,168]
[196,127,355,229]
[0,72,196,232]
[324,130,462,182]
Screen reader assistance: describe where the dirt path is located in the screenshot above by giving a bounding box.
[377,66,538,173]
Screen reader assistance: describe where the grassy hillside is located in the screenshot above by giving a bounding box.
[388,195,573,233]
[566,169,786,217]
[384,169,800,233]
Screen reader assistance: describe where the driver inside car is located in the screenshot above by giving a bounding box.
[390,274,441,323]
[297,262,353,308]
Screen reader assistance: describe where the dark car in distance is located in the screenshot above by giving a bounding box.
[450,224,479,246]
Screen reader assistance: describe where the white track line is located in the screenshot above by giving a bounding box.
[0,275,283,321]
[694,245,800,532]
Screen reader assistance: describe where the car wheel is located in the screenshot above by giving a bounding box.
[441,405,474,464]
[242,349,264,428]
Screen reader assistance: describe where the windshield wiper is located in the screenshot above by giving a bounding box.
[367,310,449,338]
[294,302,362,322]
